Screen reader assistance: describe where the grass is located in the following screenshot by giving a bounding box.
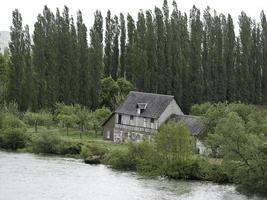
[25,125,126,153]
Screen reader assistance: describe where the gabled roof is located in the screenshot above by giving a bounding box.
[115,91,175,119]
[169,114,203,136]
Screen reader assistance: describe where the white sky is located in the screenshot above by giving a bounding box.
[0,0,267,33]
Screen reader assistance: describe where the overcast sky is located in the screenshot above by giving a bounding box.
[0,0,267,33]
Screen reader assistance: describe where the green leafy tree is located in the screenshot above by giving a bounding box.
[115,78,133,107]
[56,103,77,136]
[89,107,111,136]
[209,111,267,194]
[155,121,193,165]
[74,105,90,138]
[100,77,119,109]
[23,111,52,133]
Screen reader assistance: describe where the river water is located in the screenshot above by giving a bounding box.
[0,151,265,200]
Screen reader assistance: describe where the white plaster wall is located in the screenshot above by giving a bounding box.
[158,99,183,126]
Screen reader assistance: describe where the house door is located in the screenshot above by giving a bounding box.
[106,130,110,139]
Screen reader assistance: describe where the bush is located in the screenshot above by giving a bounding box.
[1,114,26,129]
[105,141,159,172]
[190,102,212,116]
[59,141,82,155]
[0,128,28,150]
[32,131,62,154]
[104,147,135,170]
[81,144,108,159]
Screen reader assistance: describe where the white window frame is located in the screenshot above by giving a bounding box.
[144,117,147,128]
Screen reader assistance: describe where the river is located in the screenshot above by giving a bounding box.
[0,151,265,200]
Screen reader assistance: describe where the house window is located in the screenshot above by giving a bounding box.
[107,130,110,139]
[151,118,154,128]
[144,117,147,127]
[130,115,134,125]
[118,114,122,124]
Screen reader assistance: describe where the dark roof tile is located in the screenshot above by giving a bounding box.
[115,91,175,118]
[169,114,203,136]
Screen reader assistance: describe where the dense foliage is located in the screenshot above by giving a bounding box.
[191,102,267,195]
[1,1,267,113]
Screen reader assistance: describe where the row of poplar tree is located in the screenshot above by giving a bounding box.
[3,0,267,112]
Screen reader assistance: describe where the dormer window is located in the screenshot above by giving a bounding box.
[136,103,147,115]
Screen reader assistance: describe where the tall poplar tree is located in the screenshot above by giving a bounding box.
[180,13,190,112]
[77,10,90,106]
[111,15,120,79]
[119,13,126,78]
[56,6,72,103]
[261,11,267,103]
[89,10,103,109]
[8,9,25,110]
[154,7,166,93]
[251,22,262,104]
[239,12,252,102]
[125,14,136,82]
[145,10,157,92]
[21,25,33,110]
[69,17,79,104]
[135,11,147,90]
[104,10,113,77]
[170,1,182,104]
[214,14,226,101]
[202,7,213,102]
[224,14,236,101]
[162,0,172,94]
[189,6,203,105]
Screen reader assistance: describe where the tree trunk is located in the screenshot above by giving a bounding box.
[34,121,37,133]
[67,126,69,136]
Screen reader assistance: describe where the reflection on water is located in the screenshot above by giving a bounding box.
[0,151,264,200]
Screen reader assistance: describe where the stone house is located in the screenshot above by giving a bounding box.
[102,91,202,143]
